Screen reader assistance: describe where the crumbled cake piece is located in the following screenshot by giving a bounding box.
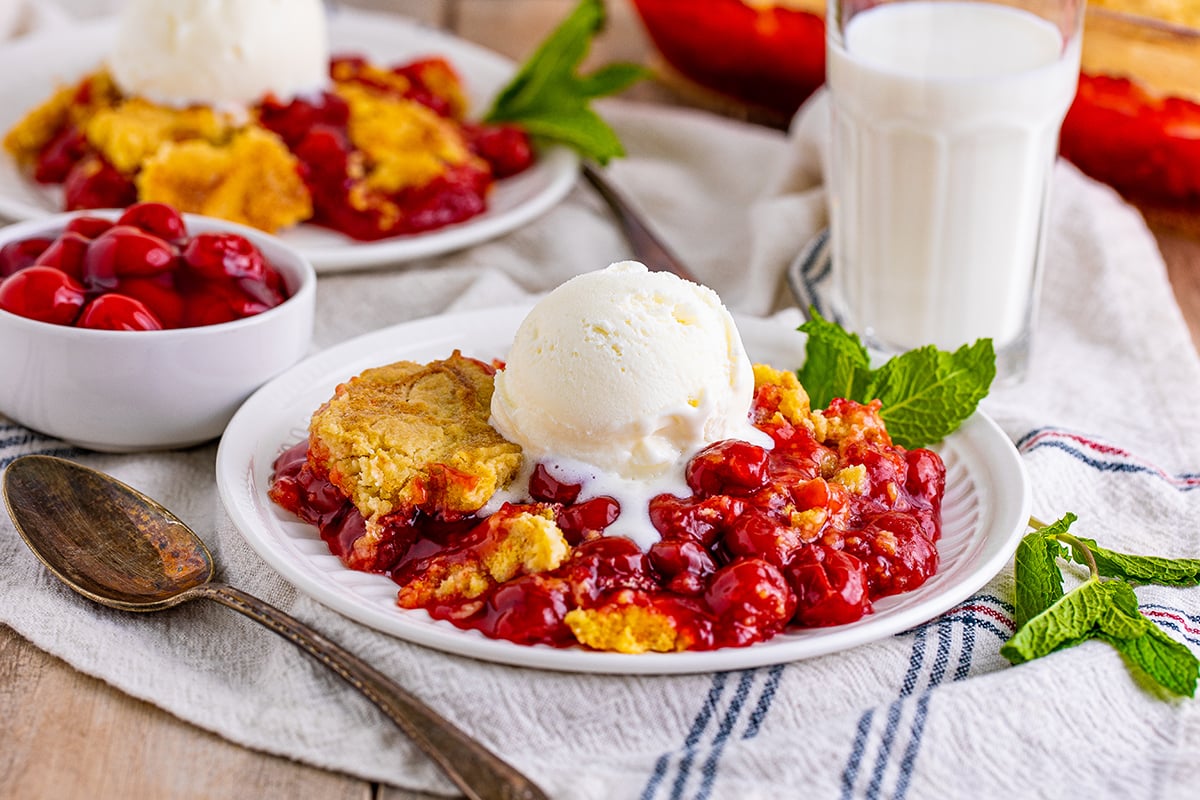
[137,127,311,232]
[565,595,688,654]
[84,98,232,174]
[308,351,523,522]
[3,71,122,165]
[752,362,830,441]
[3,84,77,165]
[819,397,893,452]
[752,363,811,422]
[832,464,868,495]
[479,508,569,581]
[396,506,570,607]
[337,83,480,194]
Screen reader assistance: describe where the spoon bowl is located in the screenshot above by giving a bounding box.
[4,455,214,610]
[3,454,547,800]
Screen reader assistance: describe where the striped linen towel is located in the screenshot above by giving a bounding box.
[2,90,1199,799]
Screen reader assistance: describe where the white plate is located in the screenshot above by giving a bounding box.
[216,306,1031,674]
[0,10,580,272]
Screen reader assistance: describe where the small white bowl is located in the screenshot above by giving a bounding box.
[0,211,316,452]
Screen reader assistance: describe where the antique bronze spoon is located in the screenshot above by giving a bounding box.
[3,454,547,800]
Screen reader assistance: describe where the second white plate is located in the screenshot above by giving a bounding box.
[0,10,580,271]
[215,305,1032,675]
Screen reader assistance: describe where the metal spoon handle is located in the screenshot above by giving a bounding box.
[192,583,548,800]
[582,162,700,284]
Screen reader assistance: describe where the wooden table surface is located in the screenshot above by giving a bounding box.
[3,2,1199,799]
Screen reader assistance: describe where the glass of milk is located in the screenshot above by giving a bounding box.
[825,0,1085,382]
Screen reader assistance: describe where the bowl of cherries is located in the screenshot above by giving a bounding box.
[0,203,315,452]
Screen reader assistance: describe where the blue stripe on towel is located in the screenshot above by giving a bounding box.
[741,663,786,740]
[641,672,728,800]
[695,669,757,800]
[863,626,929,799]
[893,618,953,799]
[644,663,792,799]
[840,594,1018,799]
[840,709,876,799]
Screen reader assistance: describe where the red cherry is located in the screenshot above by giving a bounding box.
[182,232,266,281]
[528,463,582,504]
[479,575,572,646]
[852,512,940,598]
[686,440,770,497]
[33,232,91,280]
[555,496,620,544]
[0,266,86,325]
[117,275,185,329]
[905,448,946,512]
[722,506,805,567]
[76,293,163,331]
[790,476,831,510]
[464,123,535,178]
[648,537,717,596]
[63,156,137,211]
[33,126,88,184]
[117,202,188,243]
[561,536,655,604]
[63,215,114,240]
[784,545,872,627]
[181,279,272,327]
[648,492,745,546]
[0,237,53,278]
[704,557,796,640]
[235,274,286,308]
[258,91,350,148]
[83,225,177,290]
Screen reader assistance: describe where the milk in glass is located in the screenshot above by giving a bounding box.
[826,0,1081,361]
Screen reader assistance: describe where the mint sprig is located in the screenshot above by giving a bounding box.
[1002,515,1200,698]
[797,309,995,449]
[484,0,647,164]
[1067,538,1200,587]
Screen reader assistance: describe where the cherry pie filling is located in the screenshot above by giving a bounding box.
[269,376,946,652]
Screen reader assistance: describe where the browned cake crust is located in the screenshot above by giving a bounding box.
[308,350,523,522]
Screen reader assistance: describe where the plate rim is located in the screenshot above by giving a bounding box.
[215,305,1032,675]
[0,9,581,271]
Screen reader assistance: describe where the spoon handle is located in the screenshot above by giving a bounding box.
[194,583,548,800]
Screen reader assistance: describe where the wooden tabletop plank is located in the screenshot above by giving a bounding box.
[1154,225,1200,349]
[0,624,372,800]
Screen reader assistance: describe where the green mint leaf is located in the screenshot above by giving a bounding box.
[869,338,996,449]
[795,310,994,448]
[1066,537,1200,587]
[1098,581,1198,697]
[504,106,626,164]
[1101,627,1199,698]
[1013,530,1067,629]
[796,309,871,410]
[1000,576,1110,664]
[1098,580,1150,637]
[574,63,647,98]
[484,0,647,164]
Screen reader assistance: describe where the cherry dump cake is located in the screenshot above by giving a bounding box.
[269,357,945,653]
[4,56,534,240]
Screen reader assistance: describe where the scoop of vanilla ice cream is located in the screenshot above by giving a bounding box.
[109,0,329,109]
[490,261,761,480]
